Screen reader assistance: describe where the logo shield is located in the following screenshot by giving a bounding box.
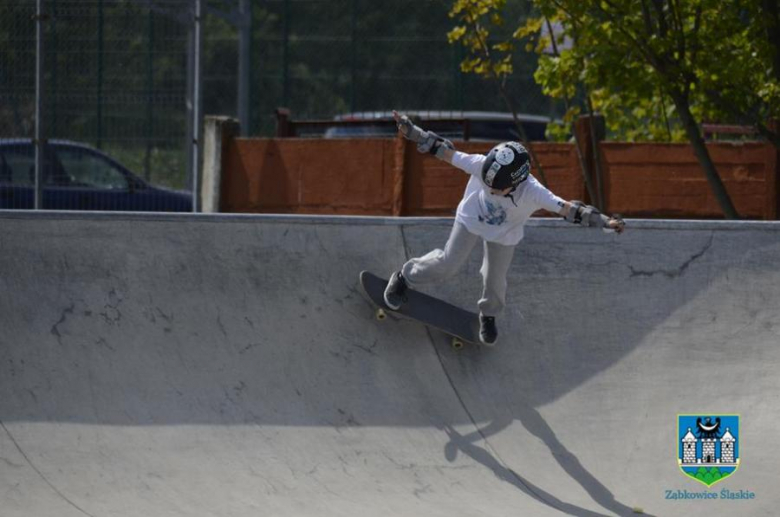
[678,414,740,487]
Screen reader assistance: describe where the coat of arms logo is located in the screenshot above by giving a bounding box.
[678,414,740,487]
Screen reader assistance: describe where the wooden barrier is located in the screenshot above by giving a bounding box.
[602,142,778,219]
[217,133,779,220]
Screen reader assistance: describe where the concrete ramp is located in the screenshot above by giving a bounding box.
[1,212,778,516]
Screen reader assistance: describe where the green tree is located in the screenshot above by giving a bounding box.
[695,1,780,148]
[450,0,780,219]
[448,0,550,186]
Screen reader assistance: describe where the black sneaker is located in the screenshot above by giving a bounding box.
[479,315,498,346]
[383,271,408,310]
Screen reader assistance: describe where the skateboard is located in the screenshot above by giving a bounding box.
[359,270,481,349]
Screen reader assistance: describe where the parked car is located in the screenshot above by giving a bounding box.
[322,111,553,142]
[0,139,192,212]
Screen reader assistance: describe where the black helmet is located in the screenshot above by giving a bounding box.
[481,142,531,190]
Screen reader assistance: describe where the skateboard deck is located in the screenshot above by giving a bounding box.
[359,270,481,349]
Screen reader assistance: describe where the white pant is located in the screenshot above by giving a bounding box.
[400,222,516,317]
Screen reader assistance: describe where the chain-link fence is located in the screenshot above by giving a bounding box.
[249,0,551,136]
[1,0,199,211]
[1,0,550,212]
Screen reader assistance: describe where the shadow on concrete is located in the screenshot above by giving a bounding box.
[1,214,778,516]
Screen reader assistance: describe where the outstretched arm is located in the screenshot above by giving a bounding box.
[558,200,626,234]
[393,111,456,163]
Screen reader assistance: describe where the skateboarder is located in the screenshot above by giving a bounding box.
[384,111,625,346]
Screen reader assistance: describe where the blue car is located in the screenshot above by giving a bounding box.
[0,139,192,212]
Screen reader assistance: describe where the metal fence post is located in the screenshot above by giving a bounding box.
[282,0,290,108]
[144,8,154,181]
[50,0,58,137]
[350,0,357,112]
[190,0,203,212]
[238,0,250,137]
[96,0,104,149]
[34,0,45,210]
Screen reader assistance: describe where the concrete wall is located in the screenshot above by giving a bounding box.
[216,135,779,219]
[2,211,779,516]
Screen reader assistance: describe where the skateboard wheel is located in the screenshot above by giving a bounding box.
[376,308,387,321]
[451,338,464,350]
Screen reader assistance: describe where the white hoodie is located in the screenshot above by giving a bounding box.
[451,151,565,246]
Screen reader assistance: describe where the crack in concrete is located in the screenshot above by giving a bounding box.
[50,303,76,346]
[351,339,379,357]
[217,314,228,337]
[0,456,24,469]
[629,235,714,279]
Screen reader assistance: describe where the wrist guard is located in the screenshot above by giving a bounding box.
[564,201,610,228]
[417,131,454,159]
[396,114,453,159]
[396,114,428,144]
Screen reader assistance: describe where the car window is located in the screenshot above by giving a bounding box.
[0,145,35,186]
[0,144,79,186]
[56,147,128,189]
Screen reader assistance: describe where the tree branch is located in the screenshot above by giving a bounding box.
[651,0,667,38]
[640,0,654,36]
[542,17,597,202]
[594,0,666,73]
[459,3,550,186]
